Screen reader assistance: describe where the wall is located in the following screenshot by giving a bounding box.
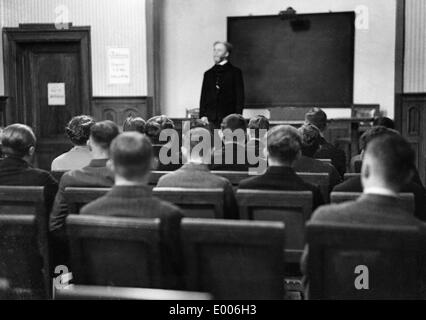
[0,0,147,96]
[404,0,426,93]
[159,0,397,118]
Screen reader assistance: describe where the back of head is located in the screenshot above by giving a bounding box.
[90,121,120,151]
[110,132,153,180]
[305,107,327,132]
[221,114,247,131]
[373,117,395,130]
[267,125,302,164]
[1,124,36,158]
[66,115,95,146]
[363,134,415,191]
[248,115,269,139]
[123,116,146,134]
[298,123,321,157]
[359,126,399,151]
[182,127,212,161]
[145,115,175,144]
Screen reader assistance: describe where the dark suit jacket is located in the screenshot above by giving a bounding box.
[200,62,244,126]
[157,163,239,219]
[238,166,324,210]
[293,156,342,189]
[80,185,183,289]
[210,141,249,172]
[314,137,347,177]
[49,159,114,232]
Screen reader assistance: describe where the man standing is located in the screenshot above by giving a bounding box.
[200,41,245,129]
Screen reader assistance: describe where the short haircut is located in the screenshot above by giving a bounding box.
[90,120,120,150]
[1,124,36,157]
[66,115,95,146]
[110,132,153,179]
[183,127,212,155]
[359,126,399,151]
[267,125,302,163]
[365,134,415,188]
[248,115,270,131]
[373,117,395,130]
[221,114,247,131]
[305,107,327,131]
[123,116,146,134]
[298,124,321,157]
[190,118,210,130]
[145,115,175,144]
[214,41,233,54]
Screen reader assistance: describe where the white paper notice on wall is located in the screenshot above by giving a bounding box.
[108,47,130,84]
[48,83,66,106]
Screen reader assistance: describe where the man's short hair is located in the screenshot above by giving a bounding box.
[359,126,399,151]
[123,116,146,134]
[373,117,395,130]
[183,127,212,156]
[66,115,95,146]
[110,132,153,180]
[365,134,415,188]
[1,124,36,158]
[214,41,233,54]
[305,107,328,131]
[248,115,270,131]
[298,124,321,157]
[145,115,175,144]
[267,125,302,163]
[221,114,247,131]
[90,120,120,150]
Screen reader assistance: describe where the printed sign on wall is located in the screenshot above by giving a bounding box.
[108,47,130,84]
[48,83,66,105]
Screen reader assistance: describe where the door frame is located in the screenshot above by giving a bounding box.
[2,24,92,125]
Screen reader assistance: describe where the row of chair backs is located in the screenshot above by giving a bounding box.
[307,222,425,299]
[66,216,285,300]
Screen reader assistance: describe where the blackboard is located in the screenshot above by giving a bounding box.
[227,12,355,108]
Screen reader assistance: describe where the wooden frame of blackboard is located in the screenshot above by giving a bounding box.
[227,11,355,109]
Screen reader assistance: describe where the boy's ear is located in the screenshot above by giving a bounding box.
[28,146,35,157]
[107,159,114,172]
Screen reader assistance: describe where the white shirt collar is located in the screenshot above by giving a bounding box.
[364,186,398,198]
[218,60,228,66]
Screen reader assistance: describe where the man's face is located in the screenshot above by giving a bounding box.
[213,43,229,64]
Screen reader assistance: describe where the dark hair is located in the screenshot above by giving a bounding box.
[214,41,233,54]
[373,117,395,130]
[359,126,399,151]
[1,124,36,158]
[66,115,95,146]
[145,115,175,144]
[298,124,321,157]
[305,107,328,131]
[365,134,415,189]
[267,125,301,163]
[183,127,212,157]
[110,132,153,179]
[123,116,146,134]
[190,118,210,130]
[90,120,120,150]
[221,114,247,131]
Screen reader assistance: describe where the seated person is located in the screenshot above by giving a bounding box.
[0,124,58,210]
[293,124,342,189]
[239,125,324,209]
[373,116,395,129]
[122,116,146,134]
[305,108,347,176]
[81,132,183,289]
[49,120,119,233]
[246,115,269,174]
[145,115,181,171]
[157,127,238,219]
[333,126,426,221]
[302,133,423,296]
[211,113,249,171]
[51,115,95,171]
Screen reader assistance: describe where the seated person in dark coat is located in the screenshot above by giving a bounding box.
[0,123,58,212]
[302,134,423,297]
[246,115,269,175]
[211,113,249,172]
[81,132,183,289]
[49,120,119,233]
[239,125,324,210]
[333,126,426,221]
[305,108,347,177]
[145,115,182,171]
[294,124,342,189]
[157,127,238,219]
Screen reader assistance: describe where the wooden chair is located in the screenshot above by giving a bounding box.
[149,171,169,187]
[64,187,110,214]
[307,222,425,299]
[66,215,164,288]
[53,285,211,300]
[0,215,47,299]
[236,190,313,263]
[344,173,360,181]
[182,218,285,300]
[330,192,415,214]
[153,188,225,218]
[297,173,330,203]
[318,159,332,165]
[212,171,250,186]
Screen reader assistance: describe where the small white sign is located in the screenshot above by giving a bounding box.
[108,47,130,84]
[48,83,66,105]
